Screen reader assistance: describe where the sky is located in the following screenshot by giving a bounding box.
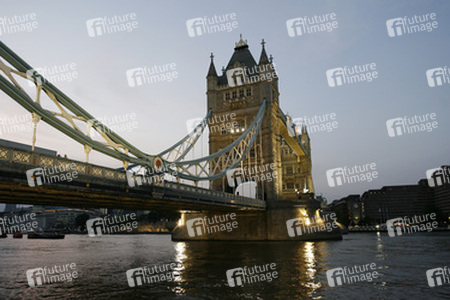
[0,0,449,207]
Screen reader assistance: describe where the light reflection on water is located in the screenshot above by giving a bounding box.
[302,242,322,296]
[0,233,449,299]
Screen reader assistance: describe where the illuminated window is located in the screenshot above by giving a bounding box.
[232,120,245,133]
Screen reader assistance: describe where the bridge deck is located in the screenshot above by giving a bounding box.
[0,145,266,211]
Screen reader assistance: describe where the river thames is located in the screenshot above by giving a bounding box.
[0,232,449,299]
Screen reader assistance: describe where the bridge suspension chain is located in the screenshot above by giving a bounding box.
[158,110,212,162]
[165,100,266,182]
[0,42,265,182]
[0,41,164,171]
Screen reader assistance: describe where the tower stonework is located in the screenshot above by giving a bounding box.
[280,121,315,202]
[172,37,341,241]
[206,36,313,206]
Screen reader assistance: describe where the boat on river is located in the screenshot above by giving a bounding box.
[27,231,65,239]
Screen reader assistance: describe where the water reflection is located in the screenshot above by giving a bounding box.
[170,241,329,298]
[1,234,448,299]
[302,242,322,295]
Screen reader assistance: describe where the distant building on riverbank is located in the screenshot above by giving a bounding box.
[361,182,433,224]
[328,194,361,226]
[328,165,450,226]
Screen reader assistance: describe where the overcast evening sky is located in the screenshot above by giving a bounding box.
[0,0,449,208]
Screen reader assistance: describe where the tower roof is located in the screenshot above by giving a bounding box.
[234,34,249,49]
[225,38,257,71]
[218,35,258,85]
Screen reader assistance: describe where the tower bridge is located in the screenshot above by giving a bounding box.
[0,38,341,240]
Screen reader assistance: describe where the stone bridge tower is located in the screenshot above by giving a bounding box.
[206,36,314,206]
[172,37,341,241]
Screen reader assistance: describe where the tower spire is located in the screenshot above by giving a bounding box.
[207,52,217,77]
[259,38,269,64]
[235,34,248,49]
[302,120,307,134]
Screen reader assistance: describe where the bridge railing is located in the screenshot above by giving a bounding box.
[163,181,264,206]
[0,145,265,207]
[0,146,126,181]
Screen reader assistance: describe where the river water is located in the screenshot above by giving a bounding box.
[0,232,449,299]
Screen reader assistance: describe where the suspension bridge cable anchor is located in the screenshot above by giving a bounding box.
[31,112,41,151]
[84,145,92,163]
